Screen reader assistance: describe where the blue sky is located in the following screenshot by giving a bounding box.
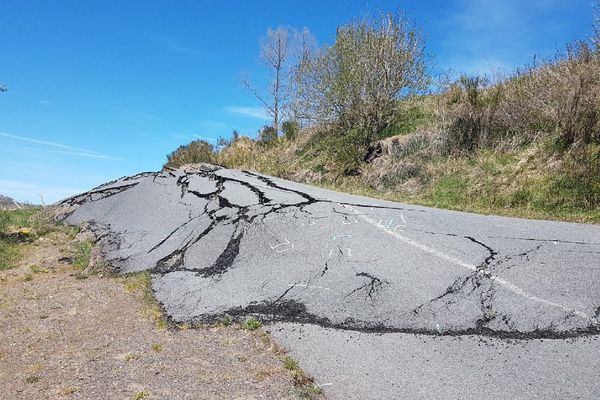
[0,0,595,203]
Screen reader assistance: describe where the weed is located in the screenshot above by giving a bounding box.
[25,376,40,384]
[282,355,299,371]
[30,265,50,274]
[297,384,324,399]
[59,386,78,395]
[131,391,150,400]
[22,273,34,282]
[124,352,139,362]
[242,317,262,331]
[0,242,20,270]
[73,241,92,270]
[151,343,162,353]
[255,368,274,380]
[121,272,167,329]
[221,315,232,326]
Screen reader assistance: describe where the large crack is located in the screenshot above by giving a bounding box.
[57,165,600,340]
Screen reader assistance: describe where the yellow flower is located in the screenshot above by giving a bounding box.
[18,228,31,235]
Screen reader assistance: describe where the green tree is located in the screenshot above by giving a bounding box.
[281,120,299,141]
[258,125,277,144]
[293,12,428,139]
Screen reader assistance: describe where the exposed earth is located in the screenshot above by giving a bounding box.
[0,228,311,400]
[54,164,600,399]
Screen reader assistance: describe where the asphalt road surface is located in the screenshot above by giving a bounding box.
[57,164,600,399]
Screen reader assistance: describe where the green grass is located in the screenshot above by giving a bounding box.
[0,241,21,270]
[72,241,93,270]
[121,272,168,329]
[376,103,434,140]
[242,317,262,331]
[0,208,40,270]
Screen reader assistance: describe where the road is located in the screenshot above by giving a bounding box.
[57,164,600,399]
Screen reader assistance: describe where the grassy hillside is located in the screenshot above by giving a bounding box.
[167,43,600,224]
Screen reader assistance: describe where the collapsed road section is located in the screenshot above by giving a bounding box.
[56,164,600,339]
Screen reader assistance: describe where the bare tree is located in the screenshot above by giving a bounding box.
[594,0,600,50]
[242,27,314,134]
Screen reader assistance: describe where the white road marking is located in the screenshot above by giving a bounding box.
[288,284,332,290]
[400,213,407,224]
[339,203,593,322]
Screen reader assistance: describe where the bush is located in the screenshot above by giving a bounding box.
[444,43,600,152]
[282,120,299,141]
[164,140,216,169]
[258,125,278,145]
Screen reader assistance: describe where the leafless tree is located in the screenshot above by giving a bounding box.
[242,27,315,134]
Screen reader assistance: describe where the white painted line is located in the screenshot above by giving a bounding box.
[400,213,407,224]
[289,284,332,290]
[339,203,592,322]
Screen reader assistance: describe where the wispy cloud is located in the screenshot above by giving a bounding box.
[0,131,120,160]
[94,102,163,121]
[149,34,198,55]
[40,99,50,105]
[226,106,270,121]
[193,134,217,142]
[438,0,573,75]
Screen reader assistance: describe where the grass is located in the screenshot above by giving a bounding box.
[72,241,93,270]
[242,317,262,331]
[124,352,139,362]
[0,208,76,271]
[151,343,162,352]
[121,272,168,329]
[25,376,40,384]
[131,391,150,400]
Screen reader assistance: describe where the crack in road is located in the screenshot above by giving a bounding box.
[57,165,600,340]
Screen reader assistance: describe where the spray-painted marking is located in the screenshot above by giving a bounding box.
[333,234,353,240]
[287,284,332,290]
[338,203,592,322]
[269,239,294,253]
[329,248,353,257]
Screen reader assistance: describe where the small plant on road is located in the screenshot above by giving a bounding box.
[243,317,262,331]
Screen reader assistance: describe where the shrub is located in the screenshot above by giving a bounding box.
[282,120,300,141]
[164,140,216,169]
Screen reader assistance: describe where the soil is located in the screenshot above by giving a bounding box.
[0,230,308,400]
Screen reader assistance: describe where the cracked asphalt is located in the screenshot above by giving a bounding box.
[57,164,600,399]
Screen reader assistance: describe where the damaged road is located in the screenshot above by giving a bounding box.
[56,164,600,399]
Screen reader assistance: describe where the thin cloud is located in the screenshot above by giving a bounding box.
[0,131,119,160]
[94,102,163,121]
[438,0,571,75]
[22,146,122,161]
[193,134,218,142]
[226,106,270,121]
[149,34,198,55]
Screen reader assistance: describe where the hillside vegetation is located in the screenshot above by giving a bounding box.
[165,12,600,223]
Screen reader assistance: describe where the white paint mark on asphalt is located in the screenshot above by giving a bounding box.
[269,239,294,253]
[328,248,352,257]
[333,234,352,240]
[288,284,332,290]
[339,203,592,322]
[400,213,407,224]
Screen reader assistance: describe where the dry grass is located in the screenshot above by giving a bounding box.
[0,217,315,400]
